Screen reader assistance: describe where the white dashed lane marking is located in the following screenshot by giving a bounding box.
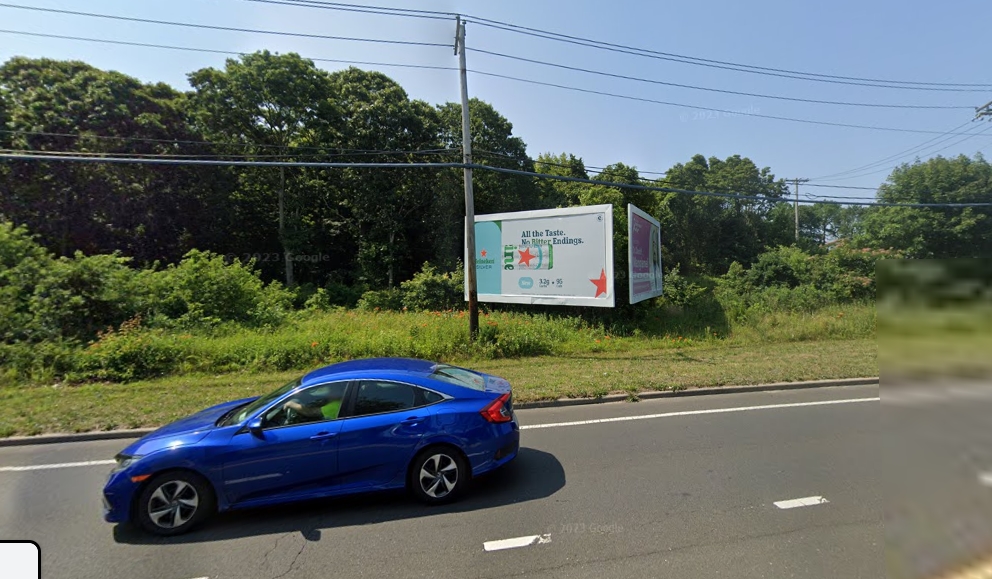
[0,459,115,472]
[483,534,552,552]
[774,496,830,509]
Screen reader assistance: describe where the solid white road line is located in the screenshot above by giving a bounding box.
[483,534,552,552]
[774,496,829,509]
[0,459,115,472]
[0,397,879,472]
[883,386,992,406]
[520,397,879,430]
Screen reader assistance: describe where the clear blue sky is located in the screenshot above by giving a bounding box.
[2,0,991,203]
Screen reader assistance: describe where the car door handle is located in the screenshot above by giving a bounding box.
[402,417,424,425]
[310,432,337,441]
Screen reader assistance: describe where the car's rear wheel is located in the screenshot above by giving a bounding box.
[135,470,215,536]
[409,446,468,505]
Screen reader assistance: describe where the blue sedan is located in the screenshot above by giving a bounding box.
[102,358,520,536]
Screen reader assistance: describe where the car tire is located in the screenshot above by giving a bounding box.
[135,470,216,536]
[409,446,469,506]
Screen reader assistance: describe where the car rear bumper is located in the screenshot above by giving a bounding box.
[471,425,520,477]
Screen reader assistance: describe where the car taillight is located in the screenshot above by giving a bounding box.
[480,392,512,423]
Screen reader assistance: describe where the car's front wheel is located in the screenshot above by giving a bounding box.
[409,447,468,505]
[135,470,215,536]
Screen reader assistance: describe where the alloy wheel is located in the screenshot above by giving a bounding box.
[146,480,200,530]
[418,453,459,499]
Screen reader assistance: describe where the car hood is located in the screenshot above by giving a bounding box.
[119,397,258,456]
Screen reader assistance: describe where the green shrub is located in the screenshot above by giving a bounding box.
[29,252,143,342]
[324,281,364,308]
[73,317,182,382]
[0,221,56,342]
[148,250,294,328]
[356,288,404,311]
[400,262,465,312]
[0,340,79,383]
[659,264,708,308]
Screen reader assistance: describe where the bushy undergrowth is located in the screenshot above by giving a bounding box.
[0,223,880,386]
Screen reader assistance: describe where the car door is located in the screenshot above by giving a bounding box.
[219,380,349,505]
[334,380,441,490]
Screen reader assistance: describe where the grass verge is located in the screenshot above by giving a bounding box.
[0,338,876,437]
[879,302,992,380]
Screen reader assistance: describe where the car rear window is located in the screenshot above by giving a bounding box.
[431,365,487,391]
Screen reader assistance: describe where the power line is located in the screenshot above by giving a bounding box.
[813,122,992,181]
[0,30,458,74]
[3,152,989,208]
[477,149,673,179]
[0,3,450,47]
[810,120,976,180]
[465,19,991,93]
[4,27,977,139]
[468,47,973,110]
[805,192,874,200]
[241,0,451,21]
[0,127,460,156]
[244,0,456,18]
[469,70,983,136]
[0,147,461,160]
[805,183,880,191]
[247,0,992,91]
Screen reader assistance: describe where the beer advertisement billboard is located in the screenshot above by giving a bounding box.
[627,204,664,304]
[468,204,615,307]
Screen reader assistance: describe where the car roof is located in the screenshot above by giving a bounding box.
[300,357,438,386]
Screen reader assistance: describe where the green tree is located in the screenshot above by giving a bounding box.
[854,154,992,258]
[534,152,591,208]
[436,98,540,214]
[326,68,447,288]
[188,50,343,286]
[657,154,789,274]
[0,57,226,263]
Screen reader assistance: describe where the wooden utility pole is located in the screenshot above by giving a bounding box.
[279,166,294,286]
[791,178,809,242]
[455,16,479,340]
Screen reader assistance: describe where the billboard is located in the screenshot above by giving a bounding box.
[628,204,664,304]
[468,204,615,307]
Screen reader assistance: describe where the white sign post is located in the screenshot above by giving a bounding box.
[468,204,615,307]
[627,204,664,304]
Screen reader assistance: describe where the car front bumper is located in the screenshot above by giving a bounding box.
[102,470,136,523]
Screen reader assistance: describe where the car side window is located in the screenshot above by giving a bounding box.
[261,381,348,428]
[351,381,438,417]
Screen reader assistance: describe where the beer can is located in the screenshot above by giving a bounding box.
[505,244,554,270]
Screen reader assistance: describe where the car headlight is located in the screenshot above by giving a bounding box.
[111,454,143,473]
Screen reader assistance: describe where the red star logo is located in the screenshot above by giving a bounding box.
[480,249,487,258]
[518,247,536,266]
[590,269,608,297]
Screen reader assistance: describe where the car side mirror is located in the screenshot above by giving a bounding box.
[248,418,264,438]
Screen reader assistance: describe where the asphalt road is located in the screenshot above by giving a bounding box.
[882,378,992,579]
[0,382,930,579]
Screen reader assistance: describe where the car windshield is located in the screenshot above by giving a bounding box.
[431,364,486,391]
[217,377,302,426]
